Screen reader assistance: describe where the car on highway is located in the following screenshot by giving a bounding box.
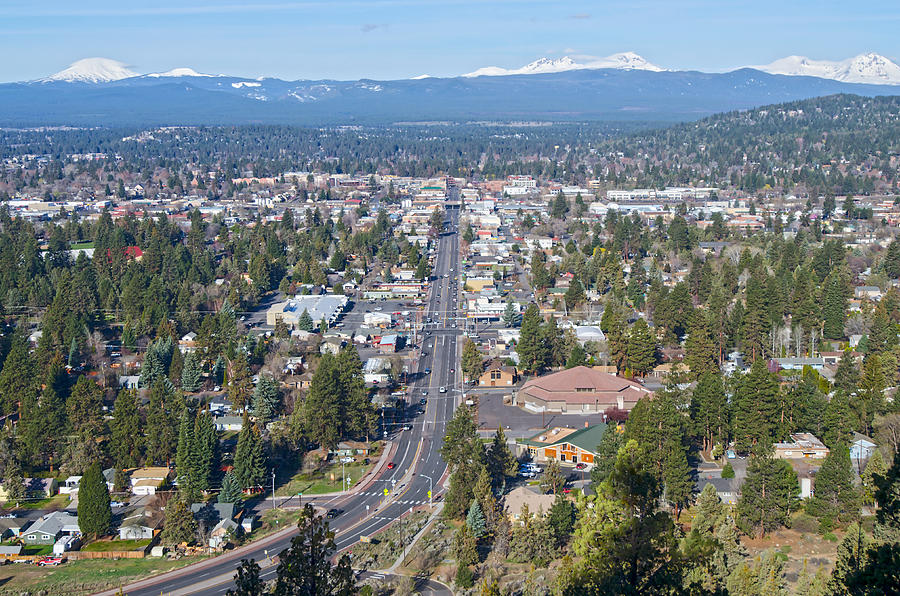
[439,386,447,393]
[326,508,343,519]
[449,368,455,373]
[420,398,427,405]
[37,557,64,566]
[387,462,395,469]
[424,368,431,374]
[402,425,412,431]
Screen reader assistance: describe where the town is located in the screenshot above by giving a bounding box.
[0,94,899,596]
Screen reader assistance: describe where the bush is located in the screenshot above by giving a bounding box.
[721,462,735,479]
[793,512,819,534]
[823,532,838,542]
[455,565,475,589]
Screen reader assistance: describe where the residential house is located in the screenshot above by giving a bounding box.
[59,476,82,494]
[850,433,878,463]
[22,511,80,545]
[214,415,244,432]
[0,517,28,539]
[774,433,830,460]
[503,486,556,522]
[0,477,58,502]
[129,467,171,496]
[518,423,608,466]
[118,507,160,540]
[179,332,198,354]
[333,441,372,458]
[854,286,883,301]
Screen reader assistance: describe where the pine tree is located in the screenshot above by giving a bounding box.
[251,376,280,427]
[161,496,197,546]
[827,522,870,595]
[516,303,544,374]
[737,455,800,538]
[861,449,887,505]
[823,272,848,340]
[453,523,479,567]
[502,301,519,328]
[461,339,483,383]
[194,410,217,492]
[176,410,200,502]
[691,372,729,452]
[692,483,726,537]
[547,493,576,547]
[626,318,658,377]
[297,309,314,331]
[833,350,860,395]
[111,389,143,468]
[77,462,112,538]
[807,443,860,524]
[181,351,203,393]
[566,344,586,368]
[301,354,342,449]
[823,392,855,449]
[486,426,517,487]
[219,471,243,504]
[685,314,718,378]
[466,500,486,539]
[234,420,265,490]
[228,355,253,412]
[662,439,693,520]
[542,460,566,495]
[732,359,780,453]
[590,425,623,486]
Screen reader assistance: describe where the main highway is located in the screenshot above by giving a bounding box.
[108,205,462,596]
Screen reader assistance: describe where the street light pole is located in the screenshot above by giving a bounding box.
[419,473,434,510]
[271,470,276,511]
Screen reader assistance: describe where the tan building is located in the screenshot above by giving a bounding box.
[514,366,651,414]
[504,486,556,522]
[774,433,830,460]
[478,360,518,386]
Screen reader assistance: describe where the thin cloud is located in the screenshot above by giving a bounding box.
[568,13,590,20]
[361,23,386,33]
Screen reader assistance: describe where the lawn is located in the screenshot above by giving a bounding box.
[69,241,95,249]
[0,556,207,595]
[276,459,375,497]
[82,539,151,552]
[21,544,53,556]
[10,493,71,511]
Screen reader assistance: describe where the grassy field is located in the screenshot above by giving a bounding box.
[0,556,207,595]
[276,460,374,497]
[81,539,151,552]
[350,511,430,570]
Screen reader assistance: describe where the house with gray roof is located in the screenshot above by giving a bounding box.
[22,511,79,545]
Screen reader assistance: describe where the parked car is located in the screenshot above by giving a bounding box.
[575,463,587,470]
[37,557,64,566]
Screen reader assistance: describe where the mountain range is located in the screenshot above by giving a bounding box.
[2,53,899,126]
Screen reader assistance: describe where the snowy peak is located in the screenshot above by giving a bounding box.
[145,67,214,78]
[755,53,900,85]
[461,52,663,77]
[42,58,138,83]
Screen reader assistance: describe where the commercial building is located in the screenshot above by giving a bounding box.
[266,295,349,328]
[514,366,651,414]
[517,423,608,466]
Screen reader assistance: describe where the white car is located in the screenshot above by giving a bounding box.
[439,386,447,393]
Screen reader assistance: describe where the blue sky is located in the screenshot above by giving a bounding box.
[2,0,899,81]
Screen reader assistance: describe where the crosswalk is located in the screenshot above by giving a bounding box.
[352,491,430,505]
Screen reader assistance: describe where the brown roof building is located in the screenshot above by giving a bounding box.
[514,366,651,414]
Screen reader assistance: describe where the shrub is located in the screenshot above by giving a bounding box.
[721,462,735,479]
[455,565,475,589]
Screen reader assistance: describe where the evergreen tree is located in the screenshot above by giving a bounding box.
[566,344,587,369]
[691,372,729,452]
[486,426,517,487]
[737,455,800,538]
[861,449,887,505]
[516,303,544,374]
[194,410,218,492]
[662,439,693,520]
[823,392,855,449]
[732,359,780,453]
[233,420,266,490]
[110,389,143,468]
[685,314,718,378]
[833,350,860,395]
[228,354,253,412]
[181,351,203,393]
[590,425,623,486]
[297,309,314,332]
[268,504,354,596]
[461,339,483,383]
[78,462,112,540]
[547,493,576,547]
[219,471,243,504]
[466,500,486,539]
[301,354,342,449]
[502,301,519,328]
[626,318,658,377]
[251,375,280,427]
[827,522,870,595]
[453,523,479,567]
[542,460,566,495]
[692,483,726,537]
[162,496,197,546]
[806,443,860,525]
[176,410,200,502]
[823,272,848,340]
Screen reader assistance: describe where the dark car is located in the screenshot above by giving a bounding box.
[387,462,395,469]
[326,508,343,518]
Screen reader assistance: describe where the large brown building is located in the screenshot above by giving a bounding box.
[514,366,651,414]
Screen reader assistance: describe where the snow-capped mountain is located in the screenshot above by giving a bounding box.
[145,67,214,78]
[42,58,139,83]
[461,52,663,77]
[754,53,900,85]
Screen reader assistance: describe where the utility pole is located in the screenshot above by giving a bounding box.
[271,470,276,511]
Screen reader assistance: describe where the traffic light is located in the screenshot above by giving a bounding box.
[383,488,389,496]
[427,490,432,499]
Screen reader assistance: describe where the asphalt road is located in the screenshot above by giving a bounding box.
[107,207,462,596]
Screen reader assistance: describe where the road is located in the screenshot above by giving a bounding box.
[109,206,461,596]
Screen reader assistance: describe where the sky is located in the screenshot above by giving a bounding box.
[2,0,899,82]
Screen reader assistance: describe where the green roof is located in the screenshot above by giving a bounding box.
[519,423,608,454]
